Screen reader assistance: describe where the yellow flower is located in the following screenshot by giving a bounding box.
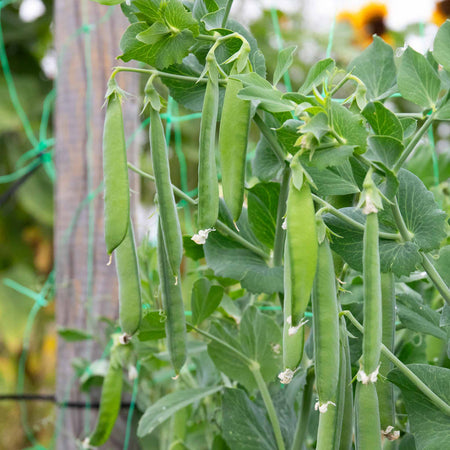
[432,1,450,25]
[338,2,391,48]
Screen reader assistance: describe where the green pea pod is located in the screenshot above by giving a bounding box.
[115,220,142,336]
[355,383,382,450]
[285,179,318,326]
[197,65,219,230]
[313,238,340,450]
[89,352,123,447]
[92,0,124,5]
[218,66,251,221]
[103,91,129,255]
[283,236,304,370]
[377,272,396,431]
[150,106,183,276]
[362,211,382,376]
[157,221,187,374]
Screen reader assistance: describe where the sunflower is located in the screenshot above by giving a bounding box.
[337,2,390,47]
[432,0,450,25]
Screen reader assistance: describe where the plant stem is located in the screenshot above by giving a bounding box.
[129,163,269,259]
[393,113,434,172]
[389,195,450,304]
[196,34,218,42]
[215,220,269,259]
[253,113,286,163]
[111,66,227,85]
[291,366,315,450]
[251,365,286,450]
[128,162,197,206]
[221,0,234,27]
[341,310,450,416]
[186,322,253,365]
[421,254,450,305]
[329,73,352,97]
[273,167,290,267]
[312,194,400,241]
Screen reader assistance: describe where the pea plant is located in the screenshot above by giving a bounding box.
[81,1,450,449]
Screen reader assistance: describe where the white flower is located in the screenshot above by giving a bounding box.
[281,218,287,230]
[278,368,295,384]
[382,426,400,441]
[362,195,378,215]
[119,333,131,345]
[357,365,380,384]
[191,228,215,245]
[128,365,138,381]
[314,400,336,413]
[288,318,308,336]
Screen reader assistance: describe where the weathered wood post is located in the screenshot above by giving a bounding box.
[54,1,138,447]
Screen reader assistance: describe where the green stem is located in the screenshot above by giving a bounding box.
[253,113,286,163]
[187,322,253,365]
[251,365,285,450]
[221,0,234,27]
[390,198,413,241]
[329,73,352,97]
[421,254,450,305]
[393,113,434,172]
[341,311,450,416]
[291,366,315,450]
[196,34,218,42]
[215,220,269,259]
[111,66,227,85]
[273,167,290,267]
[312,194,400,241]
[128,163,269,259]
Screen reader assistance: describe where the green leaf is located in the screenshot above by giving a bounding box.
[137,311,167,341]
[396,288,446,340]
[237,85,295,113]
[201,8,226,31]
[275,119,302,154]
[208,306,282,391]
[434,246,450,288]
[191,278,224,326]
[252,136,283,181]
[137,386,222,437]
[273,45,297,86]
[299,58,335,94]
[183,234,205,260]
[362,102,403,140]
[308,145,355,169]
[348,36,397,100]
[387,364,450,450]
[57,328,93,342]
[222,388,278,450]
[136,21,170,45]
[435,99,450,120]
[305,164,360,196]
[204,229,283,295]
[91,0,124,4]
[367,136,404,167]
[247,182,280,249]
[433,20,450,72]
[399,117,417,138]
[398,47,441,109]
[328,102,368,154]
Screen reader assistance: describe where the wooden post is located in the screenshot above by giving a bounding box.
[54,1,139,447]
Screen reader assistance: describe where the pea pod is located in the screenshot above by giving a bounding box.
[150,106,183,276]
[377,272,396,431]
[197,62,219,230]
[157,220,187,374]
[355,383,382,450]
[115,219,141,336]
[218,65,251,221]
[103,88,129,255]
[313,238,340,450]
[285,179,318,326]
[89,351,123,447]
[362,211,382,377]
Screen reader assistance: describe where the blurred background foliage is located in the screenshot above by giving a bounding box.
[0,0,449,448]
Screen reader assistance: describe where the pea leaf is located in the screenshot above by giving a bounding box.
[275,119,302,154]
[138,386,222,437]
[208,306,282,391]
[273,46,297,86]
[348,36,397,101]
[252,135,283,181]
[367,136,404,167]
[137,311,167,341]
[434,246,450,288]
[222,388,278,450]
[328,102,368,154]
[433,20,450,73]
[247,182,280,249]
[387,364,450,450]
[57,328,93,342]
[237,85,296,113]
[191,278,224,326]
[362,102,403,140]
[299,58,335,94]
[204,216,283,294]
[396,288,446,340]
[397,47,441,109]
